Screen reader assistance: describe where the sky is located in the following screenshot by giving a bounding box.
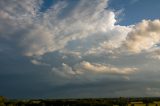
[0,0,160,99]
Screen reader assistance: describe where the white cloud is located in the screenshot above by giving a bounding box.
[0,0,42,32]
[20,26,57,56]
[24,0,118,56]
[0,0,131,57]
[59,50,82,59]
[50,61,137,84]
[31,59,49,66]
[52,63,81,78]
[0,0,154,85]
[51,61,137,78]
[84,25,131,55]
[74,61,137,75]
[123,19,160,53]
[2,0,160,97]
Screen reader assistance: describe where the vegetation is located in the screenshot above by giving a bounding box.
[1,96,160,106]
